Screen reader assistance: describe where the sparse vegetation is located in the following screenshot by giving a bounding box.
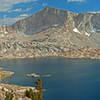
[0,70,14,81]
[35,78,43,100]
[25,78,43,100]
[5,92,14,100]
[25,89,39,100]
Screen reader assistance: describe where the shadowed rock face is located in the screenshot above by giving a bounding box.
[74,13,100,33]
[11,7,100,36]
[91,14,100,32]
[11,7,68,35]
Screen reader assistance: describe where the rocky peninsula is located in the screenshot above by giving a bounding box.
[0,69,38,100]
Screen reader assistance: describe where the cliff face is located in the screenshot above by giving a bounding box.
[0,7,100,59]
[11,7,100,36]
[10,7,100,48]
[74,13,100,34]
[11,7,68,35]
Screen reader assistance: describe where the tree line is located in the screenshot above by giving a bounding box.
[5,78,43,100]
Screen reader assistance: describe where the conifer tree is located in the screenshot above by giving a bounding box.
[25,78,43,100]
[25,89,34,100]
[33,92,39,100]
[35,78,43,100]
[5,92,14,100]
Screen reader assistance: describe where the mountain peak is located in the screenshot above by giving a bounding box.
[43,6,67,13]
[45,6,53,9]
[45,6,57,9]
[11,6,68,35]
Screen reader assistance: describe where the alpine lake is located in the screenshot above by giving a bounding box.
[1,57,100,100]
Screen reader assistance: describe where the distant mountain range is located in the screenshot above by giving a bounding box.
[0,7,100,59]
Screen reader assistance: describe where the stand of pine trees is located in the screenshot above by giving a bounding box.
[35,78,43,100]
[25,89,39,100]
[4,78,43,100]
[25,78,43,100]
[5,92,14,100]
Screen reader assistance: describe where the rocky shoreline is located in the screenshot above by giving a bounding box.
[0,83,38,100]
[0,69,38,100]
[0,68,14,81]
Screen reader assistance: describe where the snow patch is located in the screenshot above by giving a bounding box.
[4,31,8,34]
[85,32,90,37]
[73,28,81,34]
[52,24,59,27]
[1,34,4,37]
[91,29,95,33]
[93,28,100,32]
[88,12,100,14]
[3,48,7,52]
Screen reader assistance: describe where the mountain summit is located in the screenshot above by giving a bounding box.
[11,6,68,35]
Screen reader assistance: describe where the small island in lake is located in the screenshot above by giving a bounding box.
[26,73,52,78]
[0,68,14,81]
[0,69,43,100]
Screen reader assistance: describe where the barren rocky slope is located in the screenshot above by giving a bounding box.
[0,7,100,59]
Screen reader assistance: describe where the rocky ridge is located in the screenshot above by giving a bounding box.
[0,83,37,100]
[0,69,38,100]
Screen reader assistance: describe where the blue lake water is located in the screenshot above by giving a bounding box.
[1,57,100,100]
